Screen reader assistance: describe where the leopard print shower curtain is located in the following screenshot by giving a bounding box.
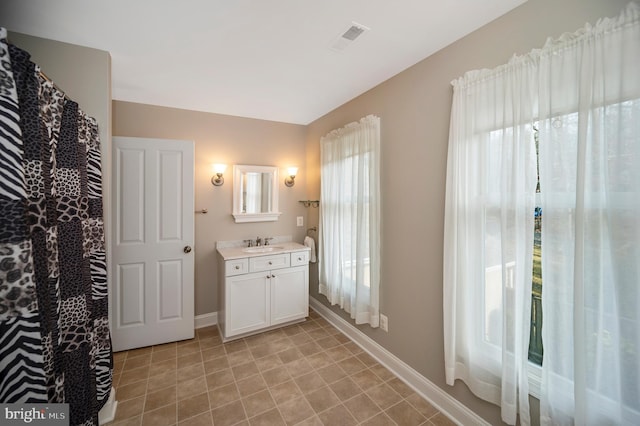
[0,28,112,425]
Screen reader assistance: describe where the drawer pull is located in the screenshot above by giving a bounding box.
[235,265,240,270]
[266,275,270,278]
[268,261,272,265]
[298,257,302,261]
[271,274,276,278]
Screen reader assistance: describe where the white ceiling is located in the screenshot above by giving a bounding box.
[1,0,526,124]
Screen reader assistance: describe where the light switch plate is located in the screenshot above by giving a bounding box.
[297,216,304,227]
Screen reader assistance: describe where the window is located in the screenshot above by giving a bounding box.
[318,115,381,327]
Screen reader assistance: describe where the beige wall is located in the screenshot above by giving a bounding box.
[112,101,308,316]
[305,0,629,424]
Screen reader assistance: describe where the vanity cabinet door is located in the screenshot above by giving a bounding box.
[226,271,270,337]
[271,265,309,326]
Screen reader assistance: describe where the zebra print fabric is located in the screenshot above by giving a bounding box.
[0,28,112,425]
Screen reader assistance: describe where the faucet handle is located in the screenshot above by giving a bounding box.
[243,239,254,247]
[264,237,273,246]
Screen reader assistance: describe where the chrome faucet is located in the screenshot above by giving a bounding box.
[256,237,262,246]
[244,239,254,247]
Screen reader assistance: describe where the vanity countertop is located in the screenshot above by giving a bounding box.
[217,241,310,261]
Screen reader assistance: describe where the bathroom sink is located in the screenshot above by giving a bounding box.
[242,246,283,253]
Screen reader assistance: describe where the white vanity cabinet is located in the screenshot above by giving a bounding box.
[217,246,309,341]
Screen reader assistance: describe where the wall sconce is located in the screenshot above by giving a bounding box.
[211,163,227,186]
[284,167,298,187]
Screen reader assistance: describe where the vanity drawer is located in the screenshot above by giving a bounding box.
[226,258,249,276]
[290,251,309,266]
[249,253,290,272]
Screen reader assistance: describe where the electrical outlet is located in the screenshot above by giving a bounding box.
[380,314,388,332]
[297,216,304,227]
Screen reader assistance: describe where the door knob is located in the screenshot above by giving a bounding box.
[183,245,192,253]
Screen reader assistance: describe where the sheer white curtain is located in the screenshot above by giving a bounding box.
[319,115,381,327]
[538,4,640,425]
[444,3,640,425]
[443,56,538,425]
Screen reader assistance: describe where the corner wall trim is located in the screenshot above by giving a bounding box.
[195,312,218,329]
[309,297,490,426]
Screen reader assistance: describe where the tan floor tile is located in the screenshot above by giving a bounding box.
[294,372,325,395]
[282,324,305,336]
[177,392,210,421]
[152,349,178,362]
[270,380,303,405]
[116,380,148,401]
[177,351,203,369]
[110,415,142,426]
[128,346,153,359]
[386,377,414,398]
[149,359,177,378]
[317,404,357,426]
[316,364,348,385]
[113,396,144,422]
[119,366,150,386]
[228,350,255,367]
[114,351,128,362]
[293,415,322,426]
[248,408,285,426]
[307,328,330,340]
[297,341,322,357]
[304,386,340,413]
[278,348,304,364]
[241,389,276,418]
[365,383,403,410]
[114,360,125,374]
[261,365,291,387]
[350,368,384,391]
[305,352,332,370]
[314,335,341,349]
[205,369,235,390]
[337,356,367,375]
[329,377,361,401]
[429,412,457,426]
[237,374,268,397]
[284,358,313,378]
[203,357,230,374]
[177,363,205,383]
[201,346,226,361]
[324,345,352,361]
[344,393,381,423]
[385,400,426,426]
[406,393,439,419]
[343,341,363,355]
[211,400,246,426]
[333,334,351,344]
[289,333,313,345]
[277,396,315,425]
[224,340,248,354]
[177,337,198,346]
[360,412,397,426]
[123,354,152,371]
[147,370,177,392]
[254,354,284,371]
[356,352,378,367]
[144,386,176,412]
[152,342,177,352]
[199,337,222,350]
[208,383,240,409]
[369,364,395,381]
[178,410,213,426]
[142,403,177,426]
[250,344,275,359]
[177,376,207,400]
[232,361,259,380]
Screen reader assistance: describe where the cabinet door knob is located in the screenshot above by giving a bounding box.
[266,275,271,279]
[271,274,276,278]
[183,245,192,253]
[235,265,240,270]
[298,257,302,261]
[268,261,272,265]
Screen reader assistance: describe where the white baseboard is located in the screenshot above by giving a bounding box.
[195,311,218,329]
[309,297,490,426]
[98,387,117,424]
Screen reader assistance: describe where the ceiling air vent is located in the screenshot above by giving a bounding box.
[330,22,370,52]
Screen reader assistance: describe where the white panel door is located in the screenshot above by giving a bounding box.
[111,137,194,351]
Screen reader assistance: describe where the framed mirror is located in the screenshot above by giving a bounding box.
[232,165,281,223]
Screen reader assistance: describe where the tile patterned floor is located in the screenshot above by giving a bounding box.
[106,309,456,426]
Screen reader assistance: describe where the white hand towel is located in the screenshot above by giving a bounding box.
[304,236,317,263]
